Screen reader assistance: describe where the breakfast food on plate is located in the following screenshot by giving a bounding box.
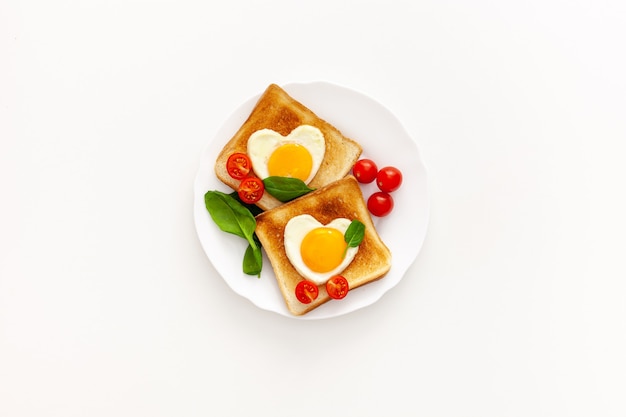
[204,85,403,316]
[254,175,392,316]
[215,84,362,211]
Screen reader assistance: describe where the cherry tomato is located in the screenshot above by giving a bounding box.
[295,280,319,304]
[326,275,349,300]
[367,191,394,217]
[237,177,264,204]
[352,159,378,184]
[376,166,403,193]
[226,152,252,180]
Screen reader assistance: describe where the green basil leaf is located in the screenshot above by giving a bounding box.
[344,219,365,248]
[243,235,263,277]
[205,190,264,277]
[263,176,315,202]
[204,190,256,244]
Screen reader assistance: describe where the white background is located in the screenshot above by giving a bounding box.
[2,0,625,416]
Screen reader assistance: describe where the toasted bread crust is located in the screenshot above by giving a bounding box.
[215,84,362,211]
[255,176,392,316]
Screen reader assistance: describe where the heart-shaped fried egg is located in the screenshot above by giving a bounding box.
[284,214,359,285]
[247,125,325,185]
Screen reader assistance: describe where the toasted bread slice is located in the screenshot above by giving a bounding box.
[215,84,362,211]
[255,176,392,316]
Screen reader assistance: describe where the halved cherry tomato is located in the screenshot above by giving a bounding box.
[353,159,378,184]
[295,280,319,304]
[238,177,264,204]
[226,152,252,180]
[326,275,349,300]
[367,191,394,217]
[376,166,403,193]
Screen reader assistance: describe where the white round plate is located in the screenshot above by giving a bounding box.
[194,81,429,319]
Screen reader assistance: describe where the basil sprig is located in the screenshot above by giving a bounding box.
[344,219,365,256]
[263,176,315,202]
[204,190,262,277]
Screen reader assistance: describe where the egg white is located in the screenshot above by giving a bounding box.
[247,125,325,184]
[284,214,359,285]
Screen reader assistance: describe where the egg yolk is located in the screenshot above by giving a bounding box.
[267,143,313,182]
[300,227,347,273]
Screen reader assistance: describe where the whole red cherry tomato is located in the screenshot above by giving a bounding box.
[295,280,319,304]
[237,177,264,204]
[326,275,349,300]
[226,153,252,180]
[352,159,378,184]
[367,191,394,217]
[376,166,403,193]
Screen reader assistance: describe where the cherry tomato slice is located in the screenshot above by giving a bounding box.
[326,275,349,300]
[376,166,403,193]
[227,152,252,180]
[295,280,319,304]
[352,159,378,184]
[238,177,264,204]
[367,191,394,217]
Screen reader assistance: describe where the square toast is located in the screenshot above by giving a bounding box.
[215,84,362,211]
[255,175,392,316]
